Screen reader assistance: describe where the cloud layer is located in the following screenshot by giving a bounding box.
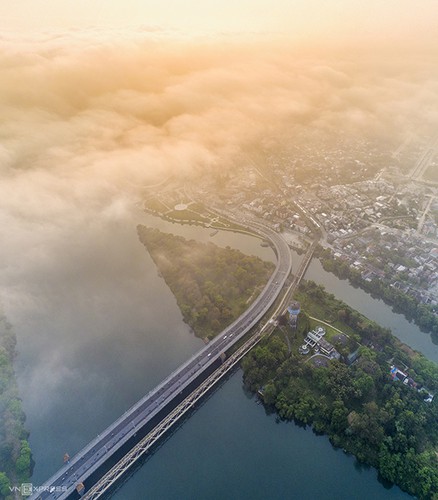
[1,32,438,317]
[2,35,438,186]
[0,33,437,456]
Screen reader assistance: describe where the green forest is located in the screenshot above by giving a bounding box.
[242,281,438,499]
[137,226,274,339]
[0,315,32,500]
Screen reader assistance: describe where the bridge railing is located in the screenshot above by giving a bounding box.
[31,214,292,500]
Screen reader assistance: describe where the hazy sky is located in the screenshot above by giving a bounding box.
[1,0,438,45]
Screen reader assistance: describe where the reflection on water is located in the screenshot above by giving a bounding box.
[305,258,438,363]
[112,368,409,500]
[7,212,412,497]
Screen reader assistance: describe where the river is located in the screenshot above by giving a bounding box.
[305,258,438,364]
[10,211,418,499]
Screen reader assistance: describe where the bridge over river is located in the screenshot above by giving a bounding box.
[31,217,316,500]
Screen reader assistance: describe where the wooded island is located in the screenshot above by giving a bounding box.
[138,225,438,498]
[138,226,274,340]
[243,280,438,499]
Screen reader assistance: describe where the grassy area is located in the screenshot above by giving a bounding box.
[165,209,210,223]
[146,198,253,235]
[294,289,358,338]
[144,197,171,213]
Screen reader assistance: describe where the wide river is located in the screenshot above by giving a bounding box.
[12,209,436,499]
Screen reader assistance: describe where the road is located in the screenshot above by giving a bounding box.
[31,220,292,500]
[417,195,435,234]
[409,135,438,181]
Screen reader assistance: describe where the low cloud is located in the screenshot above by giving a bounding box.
[1,32,438,373]
[1,33,437,246]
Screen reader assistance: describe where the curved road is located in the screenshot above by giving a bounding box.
[31,221,292,500]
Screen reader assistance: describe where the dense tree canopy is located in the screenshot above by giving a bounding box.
[138,226,274,339]
[243,284,438,499]
[0,316,32,499]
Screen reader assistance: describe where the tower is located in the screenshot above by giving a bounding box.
[287,301,301,329]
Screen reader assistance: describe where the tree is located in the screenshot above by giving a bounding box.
[378,444,401,483]
[353,373,374,398]
[330,400,348,433]
[263,382,277,406]
[15,440,31,482]
[0,472,11,498]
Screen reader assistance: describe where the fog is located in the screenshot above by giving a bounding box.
[1,34,437,293]
[1,32,438,417]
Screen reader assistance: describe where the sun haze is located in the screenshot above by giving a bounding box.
[1,1,438,498]
[1,0,438,45]
[1,0,438,315]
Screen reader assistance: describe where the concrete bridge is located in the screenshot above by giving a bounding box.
[31,219,298,500]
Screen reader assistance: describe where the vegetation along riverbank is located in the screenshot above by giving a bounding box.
[138,223,438,498]
[242,280,438,499]
[315,245,438,343]
[0,314,32,499]
[137,226,274,340]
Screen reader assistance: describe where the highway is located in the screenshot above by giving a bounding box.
[31,220,292,500]
[409,135,438,181]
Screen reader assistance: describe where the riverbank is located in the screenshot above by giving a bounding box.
[304,256,438,364]
[13,209,411,499]
[242,280,438,499]
[137,226,274,340]
[315,246,438,343]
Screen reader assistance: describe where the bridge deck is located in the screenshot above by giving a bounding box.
[31,220,294,500]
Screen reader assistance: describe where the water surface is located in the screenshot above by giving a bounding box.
[7,213,413,498]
